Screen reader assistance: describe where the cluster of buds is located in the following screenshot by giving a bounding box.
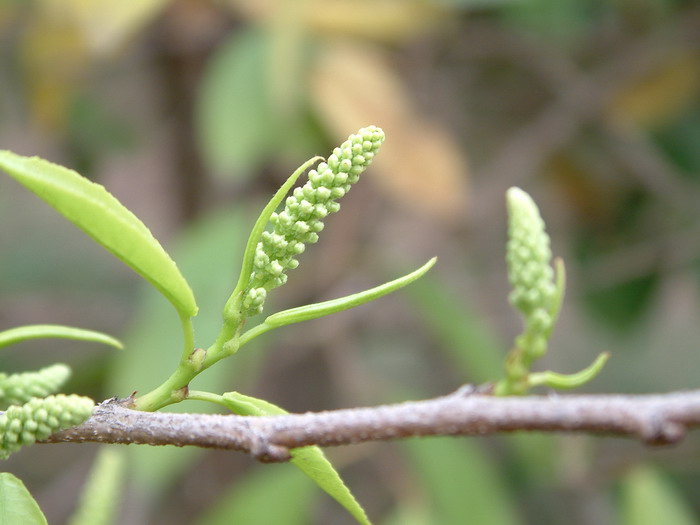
[506,187,557,362]
[241,125,385,316]
[0,364,71,408]
[0,394,94,459]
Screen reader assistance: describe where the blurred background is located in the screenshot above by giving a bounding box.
[1,0,700,523]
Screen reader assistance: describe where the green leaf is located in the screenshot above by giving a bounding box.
[0,473,48,525]
[0,150,198,318]
[195,464,315,525]
[0,324,122,350]
[528,351,610,390]
[620,466,698,525]
[220,392,372,525]
[270,257,436,327]
[223,155,322,324]
[107,208,266,495]
[196,28,274,176]
[403,438,521,525]
[239,258,437,346]
[68,447,126,525]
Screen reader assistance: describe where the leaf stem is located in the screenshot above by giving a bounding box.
[133,326,241,412]
[187,390,226,406]
[179,314,195,362]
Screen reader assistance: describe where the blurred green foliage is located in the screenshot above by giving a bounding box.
[1,0,700,523]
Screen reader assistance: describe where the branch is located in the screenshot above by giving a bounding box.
[43,387,700,462]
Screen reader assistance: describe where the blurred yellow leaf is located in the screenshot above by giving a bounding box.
[607,52,700,129]
[311,42,469,223]
[19,0,176,127]
[230,0,446,43]
[42,0,172,54]
[267,0,308,119]
[20,13,89,129]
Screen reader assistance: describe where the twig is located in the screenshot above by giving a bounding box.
[472,7,700,219]
[44,387,700,462]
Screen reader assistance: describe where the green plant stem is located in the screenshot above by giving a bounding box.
[131,365,196,411]
[133,319,244,412]
[238,322,272,348]
[179,314,196,361]
[187,390,226,406]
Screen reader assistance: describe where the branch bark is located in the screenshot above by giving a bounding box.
[44,387,700,462]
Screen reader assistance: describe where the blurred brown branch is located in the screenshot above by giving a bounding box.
[472,6,700,219]
[45,387,700,462]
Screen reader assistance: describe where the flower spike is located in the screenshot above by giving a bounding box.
[505,187,558,363]
[0,364,71,408]
[0,394,94,459]
[241,126,385,316]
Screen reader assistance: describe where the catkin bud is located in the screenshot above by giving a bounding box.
[506,189,555,315]
[506,187,556,359]
[0,394,94,459]
[0,364,71,408]
[242,126,385,316]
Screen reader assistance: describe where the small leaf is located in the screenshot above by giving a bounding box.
[220,392,372,525]
[0,473,48,525]
[548,257,566,333]
[238,258,437,346]
[0,151,198,318]
[527,352,610,390]
[0,325,122,350]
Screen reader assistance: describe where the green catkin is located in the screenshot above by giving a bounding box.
[506,187,557,363]
[242,125,386,316]
[0,363,71,408]
[0,394,94,459]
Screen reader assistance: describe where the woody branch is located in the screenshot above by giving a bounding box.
[44,387,700,462]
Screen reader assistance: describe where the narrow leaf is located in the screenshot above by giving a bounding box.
[220,392,372,525]
[0,325,122,350]
[403,438,521,525]
[267,257,436,327]
[238,258,437,345]
[0,473,48,525]
[528,352,610,390]
[195,465,314,525]
[0,151,197,318]
[620,466,698,525]
[68,447,126,525]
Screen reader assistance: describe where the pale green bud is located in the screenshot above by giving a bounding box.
[506,187,560,367]
[242,125,385,316]
[506,187,556,319]
[0,394,94,459]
